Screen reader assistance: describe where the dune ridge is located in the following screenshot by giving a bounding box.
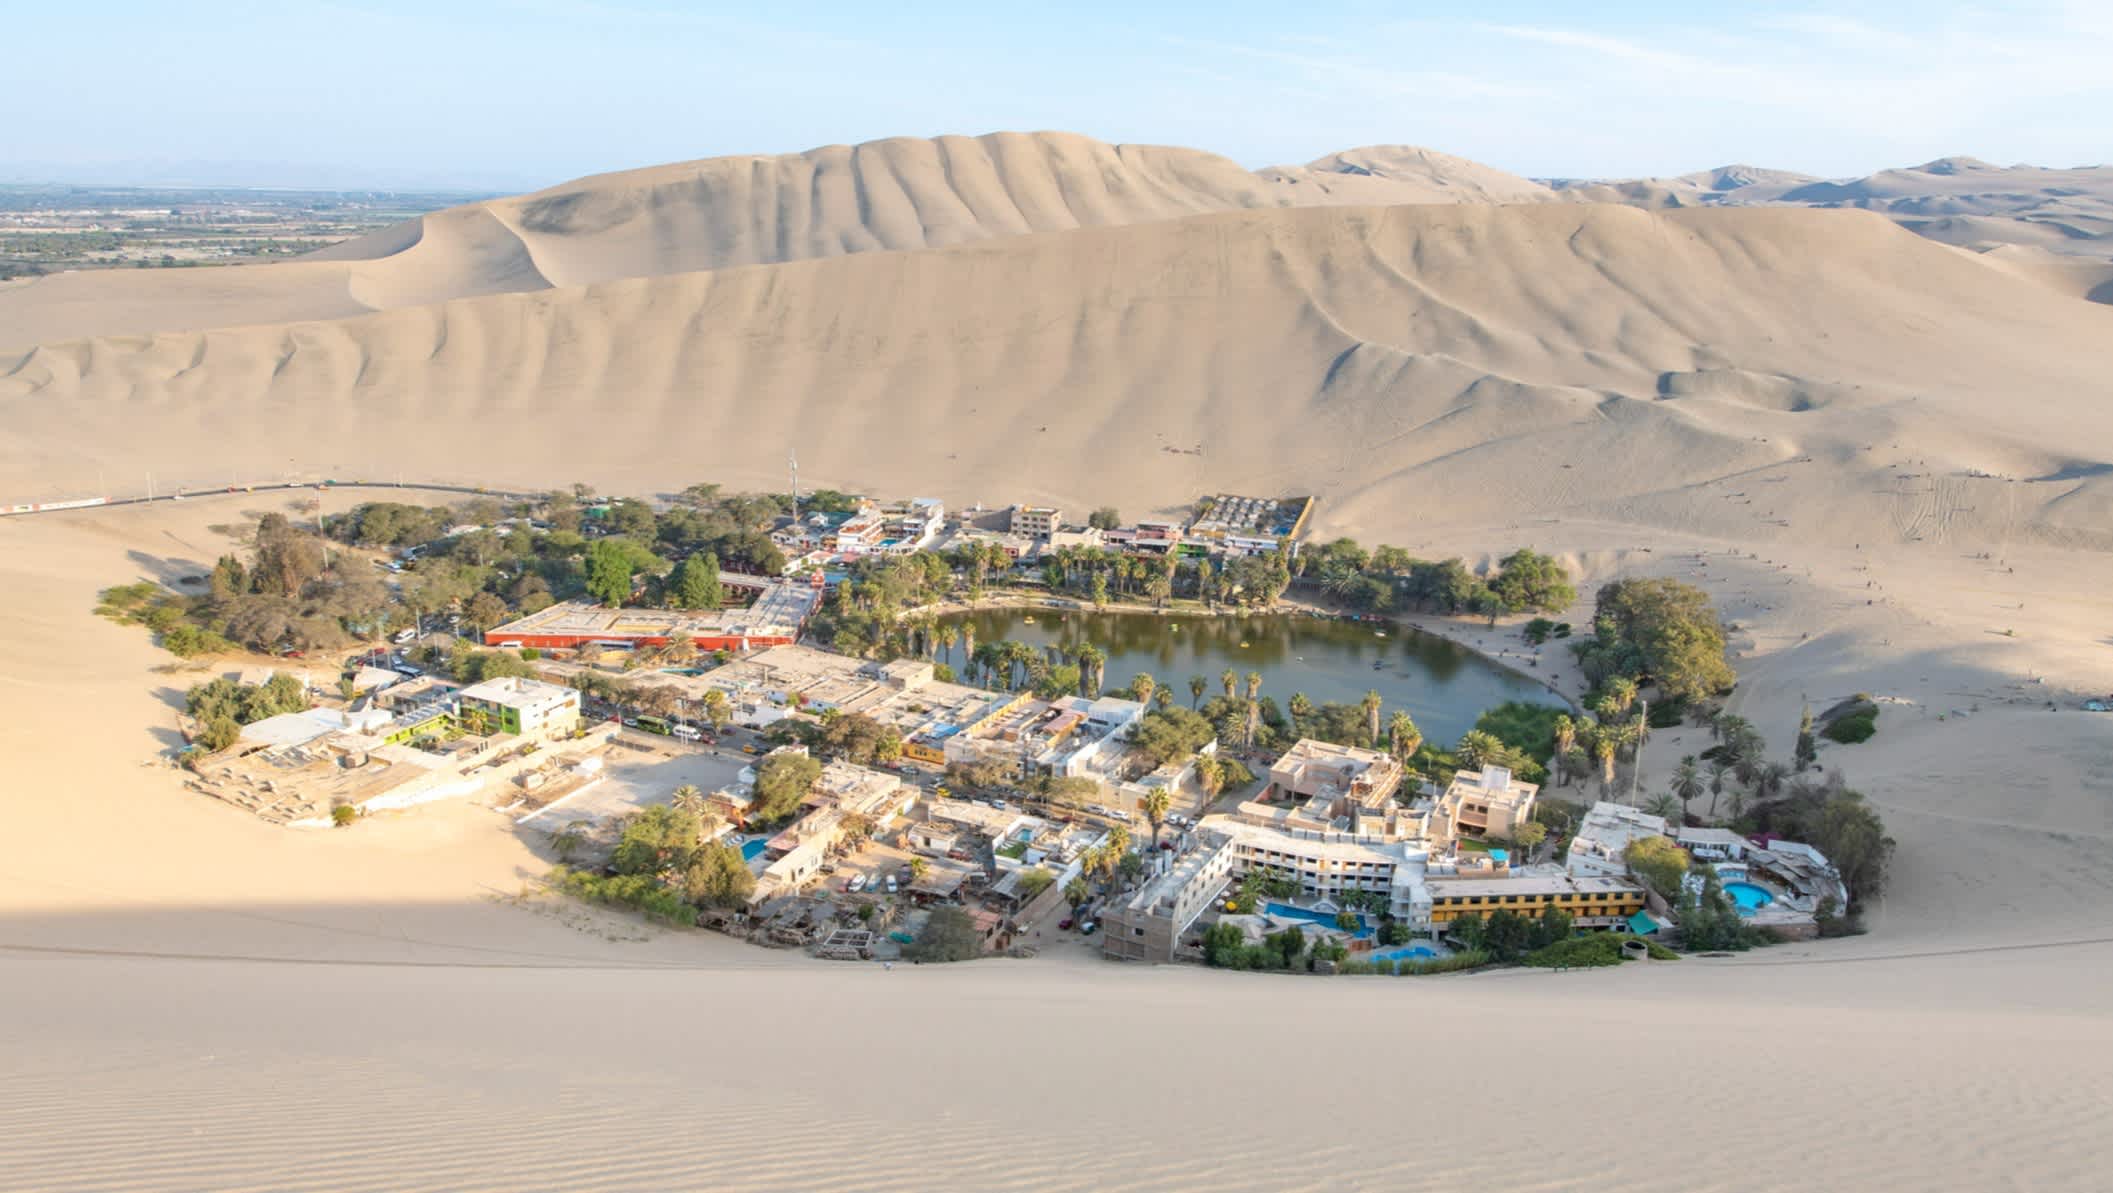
[6,202,2110,549]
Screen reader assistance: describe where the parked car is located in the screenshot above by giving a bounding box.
[1109,809,1131,822]
[1058,918,1074,930]
[884,875,899,894]
[846,874,867,893]
[1079,921,1098,935]
[392,628,418,644]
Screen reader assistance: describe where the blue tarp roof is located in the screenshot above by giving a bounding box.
[1627,911,1661,936]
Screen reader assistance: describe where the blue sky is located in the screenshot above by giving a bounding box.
[7,1,2110,190]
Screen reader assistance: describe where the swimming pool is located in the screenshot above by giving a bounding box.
[1724,881,1774,915]
[1368,944,1441,964]
[1265,902,1375,939]
[740,839,769,863]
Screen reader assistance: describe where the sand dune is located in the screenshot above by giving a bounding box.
[0,132,1287,349]
[6,202,2110,551]
[1258,144,1555,205]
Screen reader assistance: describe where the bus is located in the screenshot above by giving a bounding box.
[635,715,672,736]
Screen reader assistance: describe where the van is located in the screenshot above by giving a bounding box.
[392,628,418,644]
[671,725,702,742]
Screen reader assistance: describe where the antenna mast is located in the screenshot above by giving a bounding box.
[789,449,800,522]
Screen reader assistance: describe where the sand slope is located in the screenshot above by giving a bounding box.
[1259,144,1555,205]
[0,132,1288,349]
[6,202,2110,549]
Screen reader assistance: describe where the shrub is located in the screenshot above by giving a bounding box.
[1823,708,1878,743]
[1521,934,1627,968]
[1394,949,1489,976]
[519,647,542,660]
[331,804,357,828]
[1643,939,1682,960]
[1336,960,1374,976]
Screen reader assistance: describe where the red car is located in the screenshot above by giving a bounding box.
[1058,918,1075,931]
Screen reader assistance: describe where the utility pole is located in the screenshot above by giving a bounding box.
[788,449,800,523]
[1628,698,1648,806]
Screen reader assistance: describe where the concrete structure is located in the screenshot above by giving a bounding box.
[1427,869,1647,932]
[1676,825,1751,863]
[1269,739,1404,822]
[1102,832,1240,962]
[482,576,820,653]
[1184,494,1313,555]
[1438,765,1539,842]
[456,676,581,741]
[935,525,1035,560]
[236,706,394,751]
[812,759,915,823]
[1007,504,1061,539]
[672,644,1026,749]
[943,693,1146,779]
[1567,801,1670,879]
[1747,840,1851,910]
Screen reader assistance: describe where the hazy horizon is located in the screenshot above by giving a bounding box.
[11,1,2110,192]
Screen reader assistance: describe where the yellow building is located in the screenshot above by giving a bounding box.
[1428,872,1644,931]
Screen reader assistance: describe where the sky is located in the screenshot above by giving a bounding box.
[6,0,2111,191]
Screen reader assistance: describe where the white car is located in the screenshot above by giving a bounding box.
[393,628,418,644]
[1110,809,1131,822]
[847,874,868,893]
[885,875,899,893]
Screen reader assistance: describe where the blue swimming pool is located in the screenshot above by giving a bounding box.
[1265,902,1375,939]
[740,839,769,863]
[1368,944,1441,964]
[1724,881,1774,915]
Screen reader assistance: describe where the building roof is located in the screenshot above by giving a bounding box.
[457,676,578,712]
[1675,826,1751,848]
[485,583,819,645]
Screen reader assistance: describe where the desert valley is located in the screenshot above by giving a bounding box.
[4,127,2112,1192]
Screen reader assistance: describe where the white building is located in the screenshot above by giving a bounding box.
[456,676,582,741]
[1008,504,1062,539]
[1567,801,1670,878]
[1675,825,1751,863]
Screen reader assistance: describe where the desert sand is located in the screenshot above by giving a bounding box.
[4,132,2113,1190]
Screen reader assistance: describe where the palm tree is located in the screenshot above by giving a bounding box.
[1455,729,1506,772]
[1386,711,1423,765]
[1222,669,1238,700]
[1593,733,1619,794]
[1361,690,1383,748]
[908,856,930,882]
[1076,643,1106,698]
[1550,715,1577,785]
[1064,877,1090,913]
[1142,788,1172,846]
[1706,758,1732,817]
[1189,675,1207,709]
[1244,671,1263,702]
[1644,792,1681,821]
[1605,676,1639,718]
[961,623,976,671]
[1132,672,1156,707]
[938,624,959,665]
[1287,692,1316,730]
[1756,760,1792,803]
[1670,755,1703,822]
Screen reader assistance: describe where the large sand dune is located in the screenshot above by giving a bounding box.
[6,202,2110,549]
[0,132,1287,349]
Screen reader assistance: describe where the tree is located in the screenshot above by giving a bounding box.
[1361,690,1383,748]
[750,752,823,823]
[700,688,732,730]
[1017,867,1056,901]
[1794,705,1819,772]
[683,840,757,908]
[670,784,708,820]
[1386,711,1423,766]
[1142,788,1172,845]
[1625,834,1690,899]
[1513,821,1548,856]
[1575,578,1735,703]
[1644,792,1682,821]
[611,804,704,876]
[1130,672,1156,707]
[1131,707,1215,767]
[673,552,724,610]
[904,906,986,962]
[1671,755,1704,822]
[331,804,357,828]
[1088,507,1121,530]
[1489,548,1576,614]
[585,540,637,607]
[1188,675,1208,709]
[1064,877,1090,912]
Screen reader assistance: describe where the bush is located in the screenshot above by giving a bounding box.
[1393,949,1489,976]
[551,866,693,925]
[519,647,542,660]
[904,906,987,962]
[162,623,236,658]
[1823,708,1878,743]
[1643,939,1682,960]
[1521,934,1627,968]
[1523,617,1557,645]
[331,804,357,828]
[1336,960,1374,976]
